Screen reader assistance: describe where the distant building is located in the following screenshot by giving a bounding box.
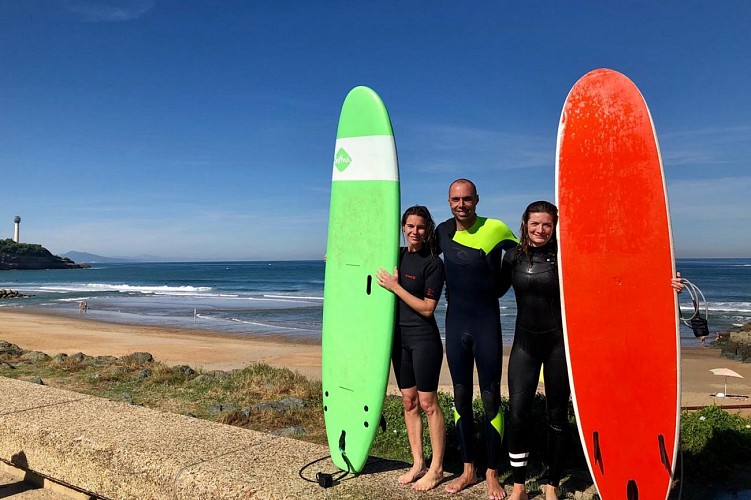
[13,216,21,243]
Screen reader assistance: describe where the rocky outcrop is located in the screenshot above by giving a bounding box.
[718,330,751,363]
[0,239,89,270]
[0,289,32,299]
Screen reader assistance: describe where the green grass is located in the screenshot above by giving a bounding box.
[2,341,750,496]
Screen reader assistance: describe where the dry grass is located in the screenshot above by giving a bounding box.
[0,340,328,446]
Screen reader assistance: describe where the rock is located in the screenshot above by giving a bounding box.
[20,351,50,363]
[0,341,24,357]
[272,427,305,437]
[0,361,15,370]
[173,365,195,377]
[90,355,118,366]
[68,352,88,363]
[252,397,305,412]
[27,377,44,385]
[51,353,69,364]
[207,403,238,415]
[103,366,129,378]
[120,352,154,364]
[0,289,32,299]
[0,240,90,270]
[720,331,751,363]
[135,369,152,379]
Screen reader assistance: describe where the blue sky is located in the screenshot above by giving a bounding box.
[1,1,749,260]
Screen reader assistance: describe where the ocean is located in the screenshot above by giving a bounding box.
[0,259,749,346]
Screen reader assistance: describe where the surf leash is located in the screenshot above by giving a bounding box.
[298,455,349,488]
[678,278,709,338]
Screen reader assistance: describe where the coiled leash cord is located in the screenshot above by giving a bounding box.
[298,455,349,488]
[678,278,709,338]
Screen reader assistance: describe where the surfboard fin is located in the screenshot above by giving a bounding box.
[338,430,346,452]
[658,434,672,476]
[379,413,387,432]
[593,431,604,474]
[627,479,638,500]
[338,430,356,473]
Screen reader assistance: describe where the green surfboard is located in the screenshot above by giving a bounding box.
[322,86,400,473]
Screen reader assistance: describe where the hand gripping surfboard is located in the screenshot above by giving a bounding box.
[556,69,680,500]
[322,86,400,473]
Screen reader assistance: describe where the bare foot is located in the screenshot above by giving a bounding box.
[412,469,444,491]
[543,484,560,500]
[398,464,426,485]
[485,469,507,500]
[445,470,478,494]
[508,483,528,500]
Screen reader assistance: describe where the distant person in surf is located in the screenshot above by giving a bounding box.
[499,201,687,500]
[436,178,518,499]
[377,205,446,491]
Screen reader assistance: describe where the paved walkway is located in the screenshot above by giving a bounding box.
[0,463,83,499]
[0,377,525,499]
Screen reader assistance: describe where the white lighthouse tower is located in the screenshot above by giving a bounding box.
[13,216,20,243]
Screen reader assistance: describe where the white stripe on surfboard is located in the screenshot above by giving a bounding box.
[332,135,399,182]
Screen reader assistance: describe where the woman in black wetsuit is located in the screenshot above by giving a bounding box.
[499,201,567,500]
[501,201,687,500]
[376,205,446,491]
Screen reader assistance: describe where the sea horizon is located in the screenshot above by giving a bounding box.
[1,258,749,347]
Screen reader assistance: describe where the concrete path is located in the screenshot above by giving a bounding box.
[0,377,526,499]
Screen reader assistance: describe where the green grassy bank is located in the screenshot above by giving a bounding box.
[1,340,749,496]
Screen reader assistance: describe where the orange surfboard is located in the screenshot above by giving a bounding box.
[556,69,680,500]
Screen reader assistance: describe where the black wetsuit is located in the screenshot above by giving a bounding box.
[392,247,445,392]
[499,239,570,487]
[436,216,517,469]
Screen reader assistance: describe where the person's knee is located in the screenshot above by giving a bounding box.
[402,393,419,413]
[418,393,439,415]
[547,406,568,432]
[480,386,500,422]
[453,383,472,418]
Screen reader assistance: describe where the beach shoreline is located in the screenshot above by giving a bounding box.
[1,308,750,414]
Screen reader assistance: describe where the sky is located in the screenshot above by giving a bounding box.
[1,1,749,261]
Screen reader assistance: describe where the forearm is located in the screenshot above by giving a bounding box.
[392,286,437,317]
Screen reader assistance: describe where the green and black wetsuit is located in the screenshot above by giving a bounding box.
[436,216,517,469]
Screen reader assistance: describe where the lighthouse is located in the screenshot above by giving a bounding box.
[13,216,20,243]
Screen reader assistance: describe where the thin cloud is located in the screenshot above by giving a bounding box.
[401,123,553,174]
[661,125,751,167]
[61,0,154,22]
[668,176,751,218]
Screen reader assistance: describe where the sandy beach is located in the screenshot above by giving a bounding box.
[1,308,750,414]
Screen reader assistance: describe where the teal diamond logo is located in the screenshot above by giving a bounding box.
[334,148,352,172]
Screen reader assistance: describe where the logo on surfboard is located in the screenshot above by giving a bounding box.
[334,148,352,172]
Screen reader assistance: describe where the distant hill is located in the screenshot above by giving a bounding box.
[62,251,134,263]
[62,251,166,263]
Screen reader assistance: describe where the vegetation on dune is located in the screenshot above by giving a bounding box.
[1,340,750,496]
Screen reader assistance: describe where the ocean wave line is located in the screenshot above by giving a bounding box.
[39,283,214,294]
[196,313,315,332]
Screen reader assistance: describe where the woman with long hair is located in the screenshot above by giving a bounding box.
[500,201,568,500]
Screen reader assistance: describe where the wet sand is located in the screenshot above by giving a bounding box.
[1,309,749,414]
